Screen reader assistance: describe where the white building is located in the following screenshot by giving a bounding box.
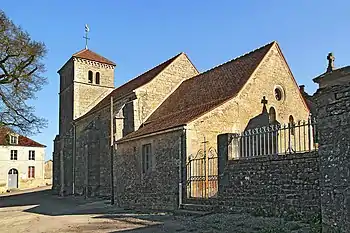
[0,127,46,193]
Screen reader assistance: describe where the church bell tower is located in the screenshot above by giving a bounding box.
[57,26,116,136]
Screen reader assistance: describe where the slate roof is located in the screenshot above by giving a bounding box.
[73,49,116,66]
[0,127,46,147]
[118,41,276,142]
[76,52,183,121]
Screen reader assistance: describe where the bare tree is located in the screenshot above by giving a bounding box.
[0,10,47,136]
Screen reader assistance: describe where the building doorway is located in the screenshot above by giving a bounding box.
[8,168,18,189]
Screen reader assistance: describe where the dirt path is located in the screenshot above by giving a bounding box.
[0,187,317,233]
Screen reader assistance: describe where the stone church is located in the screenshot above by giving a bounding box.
[53,41,312,208]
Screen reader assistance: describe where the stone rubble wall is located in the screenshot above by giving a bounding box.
[219,151,320,220]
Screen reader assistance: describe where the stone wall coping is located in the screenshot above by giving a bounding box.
[227,152,318,165]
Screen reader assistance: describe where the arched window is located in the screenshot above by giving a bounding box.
[289,115,295,135]
[95,72,100,84]
[88,71,93,83]
[269,107,276,124]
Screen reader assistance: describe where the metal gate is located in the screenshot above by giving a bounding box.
[186,147,218,198]
[8,168,18,189]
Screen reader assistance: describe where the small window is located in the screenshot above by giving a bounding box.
[28,166,35,178]
[95,72,100,84]
[29,150,35,160]
[274,86,285,101]
[10,135,18,144]
[289,115,295,135]
[142,144,152,174]
[10,150,18,160]
[269,107,276,124]
[88,70,93,83]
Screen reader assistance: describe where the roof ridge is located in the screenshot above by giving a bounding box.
[113,52,183,91]
[74,52,184,122]
[190,41,275,79]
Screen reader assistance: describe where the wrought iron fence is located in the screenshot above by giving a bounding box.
[186,147,218,198]
[235,117,318,158]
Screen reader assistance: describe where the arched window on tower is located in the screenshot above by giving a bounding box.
[95,72,100,84]
[269,107,276,124]
[289,115,295,135]
[88,71,93,83]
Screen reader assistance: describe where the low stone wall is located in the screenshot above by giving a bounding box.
[218,151,320,220]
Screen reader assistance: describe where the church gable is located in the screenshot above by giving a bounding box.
[185,42,311,154]
[234,42,310,126]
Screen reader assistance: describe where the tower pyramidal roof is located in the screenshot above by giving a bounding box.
[72,49,116,66]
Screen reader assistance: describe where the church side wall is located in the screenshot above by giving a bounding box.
[73,96,132,197]
[187,44,310,157]
[74,112,107,197]
[114,130,184,210]
[134,54,198,128]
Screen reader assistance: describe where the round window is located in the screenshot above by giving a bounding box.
[274,86,284,101]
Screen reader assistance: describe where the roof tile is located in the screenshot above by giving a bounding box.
[119,42,275,142]
[76,53,183,120]
[0,127,46,147]
[73,49,116,66]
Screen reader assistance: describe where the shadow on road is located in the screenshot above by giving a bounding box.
[0,188,181,232]
[0,188,114,216]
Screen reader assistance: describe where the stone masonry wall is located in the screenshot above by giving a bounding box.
[115,129,185,210]
[219,148,320,220]
[134,53,198,128]
[314,84,350,233]
[73,58,115,120]
[58,60,74,135]
[52,136,60,192]
[73,95,133,197]
[74,108,110,197]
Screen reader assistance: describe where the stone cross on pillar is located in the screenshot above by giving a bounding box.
[261,96,268,112]
[327,52,335,72]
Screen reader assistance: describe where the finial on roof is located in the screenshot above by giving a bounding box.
[83,24,90,49]
[327,52,335,72]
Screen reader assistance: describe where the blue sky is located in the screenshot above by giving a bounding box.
[1,1,349,160]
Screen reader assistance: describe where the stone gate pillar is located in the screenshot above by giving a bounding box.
[217,133,239,193]
[313,62,350,232]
